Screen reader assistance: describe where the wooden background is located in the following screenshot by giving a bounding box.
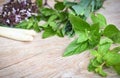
[0,0,120,78]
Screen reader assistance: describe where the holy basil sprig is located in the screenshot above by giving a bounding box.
[63,13,120,77]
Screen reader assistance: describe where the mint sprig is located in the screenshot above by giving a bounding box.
[63,13,120,77]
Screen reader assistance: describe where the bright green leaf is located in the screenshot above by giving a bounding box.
[103,52,120,66]
[99,37,113,45]
[57,29,64,37]
[41,8,56,16]
[63,39,88,56]
[95,66,107,77]
[77,31,88,43]
[96,56,103,63]
[98,37,113,55]
[92,59,101,67]
[103,24,119,38]
[90,23,100,33]
[113,65,120,75]
[42,27,56,39]
[64,0,77,7]
[111,31,120,43]
[91,13,107,27]
[54,2,65,10]
[88,23,100,48]
[48,15,58,22]
[59,12,68,21]
[88,59,96,72]
[90,50,98,57]
[69,14,90,32]
[15,20,28,29]
[33,22,40,32]
[49,22,57,31]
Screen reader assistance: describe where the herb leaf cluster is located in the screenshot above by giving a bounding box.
[64,13,120,76]
[36,0,120,76]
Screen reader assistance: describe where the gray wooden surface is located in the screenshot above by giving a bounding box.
[0,0,120,78]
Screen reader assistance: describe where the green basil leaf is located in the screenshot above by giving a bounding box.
[48,15,58,22]
[33,22,40,32]
[59,12,68,21]
[64,0,77,7]
[69,14,90,32]
[63,39,88,56]
[90,23,100,33]
[95,66,107,77]
[54,2,65,10]
[98,37,113,55]
[15,20,28,29]
[113,65,120,75]
[91,13,107,27]
[49,22,57,31]
[56,29,64,37]
[111,31,120,43]
[92,59,101,67]
[96,56,103,64]
[103,24,119,38]
[42,27,56,39]
[103,52,120,66]
[77,31,88,43]
[41,8,56,16]
[99,37,113,45]
[88,59,96,72]
[90,50,98,57]
[88,23,101,48]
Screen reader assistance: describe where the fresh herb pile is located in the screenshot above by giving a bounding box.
[0,0,120,77]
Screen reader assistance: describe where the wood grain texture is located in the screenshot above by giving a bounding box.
[0,0,120,78]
